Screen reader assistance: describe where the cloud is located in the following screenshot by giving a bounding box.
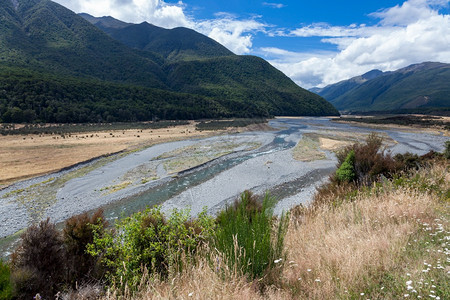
[262,2,286,9]
[196,16,267,54]
[54,0,192,28]
[53,0,267,54]
[266,0,450,88]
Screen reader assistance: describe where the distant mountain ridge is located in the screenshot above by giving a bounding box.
[0,0,338,123]
[80,14,233,61]
[311,62,450,113]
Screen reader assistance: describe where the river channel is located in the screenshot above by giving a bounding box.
[1,117,448,256]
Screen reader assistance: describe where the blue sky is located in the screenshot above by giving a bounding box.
[54,0,450,88]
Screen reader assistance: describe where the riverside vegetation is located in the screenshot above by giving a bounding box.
[0,136,449,299]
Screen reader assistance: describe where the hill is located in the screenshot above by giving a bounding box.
[0,0,338,123]
[81,14,233,61]
[312,62,450,113]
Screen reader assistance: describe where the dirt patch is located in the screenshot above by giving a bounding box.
[319,137,353,151]
[292,135,326,162]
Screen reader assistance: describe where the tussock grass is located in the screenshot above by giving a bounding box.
[98,162,448,300]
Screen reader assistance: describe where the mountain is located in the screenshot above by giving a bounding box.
[0,0,338,123]
[310,69,385,100]
[81,14,233,61]
[312,62,450,113]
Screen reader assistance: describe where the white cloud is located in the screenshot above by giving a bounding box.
[267,0,450,88]
[53,0,267,54]
[196,16,267,54]
[262,2,286,9]
[54,0,192,28]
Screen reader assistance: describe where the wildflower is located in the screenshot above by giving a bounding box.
[274,259,282,264]
[307,269,312,272]
[404,294,409,297]
[315,278,321,282]
[361,293,365,296]
[406,280,412,285]
[188,292,193,297]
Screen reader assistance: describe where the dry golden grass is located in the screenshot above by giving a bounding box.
[292,135,326,161]
[98,164,448,300]
[282,189,434,299]
[101,253,289,300]
[0,122,228,186]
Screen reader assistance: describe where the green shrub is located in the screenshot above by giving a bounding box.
[11,219,65,299]
[336,150,355,182]
[444,141,450,159]
[63,209,107,287]
[0,260,12,300]
[87,207,215,290]
[336,133,399,185]
[214,191,289,280]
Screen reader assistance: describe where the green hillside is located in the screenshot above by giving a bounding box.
[82,15,233,61]
[167,56,337,116]
[0,0,338,123]
[315,62,450,113]
[0,0,167,88]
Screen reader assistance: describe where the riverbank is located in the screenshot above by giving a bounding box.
[1,117,448,247]
[334,114,450,136]
[0,121,235,188]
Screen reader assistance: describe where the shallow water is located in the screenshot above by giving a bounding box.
[1,117,448,257]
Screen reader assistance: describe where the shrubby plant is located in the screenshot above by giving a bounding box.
[445,140,450,159]
[87,207,215,290]
[214,191,289,280]
[0,260,12,300]
[63,209,108,287]
[10,219,65,299]
[336,150,355,183]
[336,133,399,185]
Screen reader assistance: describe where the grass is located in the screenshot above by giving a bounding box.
[292,134,326,161]
[0,121,190,136]
[158,141,261,173]
[93,162,448,300]
[100,181,133,195]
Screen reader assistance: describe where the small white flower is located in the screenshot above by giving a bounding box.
[188,292,193,297]
[274,259,282,264]
[307,269,312,272]
[406,280,412,285]
[315,278,321,282]
[404,294,409,297]
[361,293,365,296]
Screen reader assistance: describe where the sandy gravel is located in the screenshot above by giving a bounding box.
[1,117,448,241]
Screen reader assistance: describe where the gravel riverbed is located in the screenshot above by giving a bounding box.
[1,118,448,244]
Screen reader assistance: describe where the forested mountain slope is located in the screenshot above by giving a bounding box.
[0,0,338,123]
[312,62,450,113]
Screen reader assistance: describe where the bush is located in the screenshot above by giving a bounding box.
[214,191,289,280]
[10,219,65,299]
[336,133,399,185]
[445,141,450,159]
[63,209,107,287]
[336,150,355,182]
[0,260,12,300]
[87,207,215,290]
